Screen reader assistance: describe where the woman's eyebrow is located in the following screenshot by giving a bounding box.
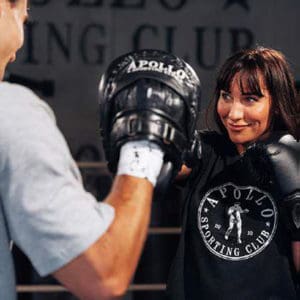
[241,91,264,97]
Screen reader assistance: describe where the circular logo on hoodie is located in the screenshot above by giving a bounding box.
[198,183,277,260]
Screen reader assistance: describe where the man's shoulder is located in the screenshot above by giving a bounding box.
[0,82,55,122]
[0,82,37,100]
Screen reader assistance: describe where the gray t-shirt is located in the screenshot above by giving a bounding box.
[0,82,115,300]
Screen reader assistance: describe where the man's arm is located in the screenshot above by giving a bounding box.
[0,83,158,300]
[53,175,153,300]
[52,47,202,300]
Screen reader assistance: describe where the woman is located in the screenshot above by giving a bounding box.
[167,47,299,300]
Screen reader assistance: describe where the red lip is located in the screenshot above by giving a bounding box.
[227,123,249,131]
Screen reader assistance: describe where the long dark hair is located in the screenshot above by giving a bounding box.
[207,47,299,140]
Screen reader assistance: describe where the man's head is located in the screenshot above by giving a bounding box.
[0,0,28,80]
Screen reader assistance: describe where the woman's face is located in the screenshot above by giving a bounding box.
[0,0,28,80]
[217,72,273,154]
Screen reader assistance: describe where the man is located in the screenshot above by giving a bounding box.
[0,1,201,299]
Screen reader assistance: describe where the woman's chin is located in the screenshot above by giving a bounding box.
[227,132,249,145]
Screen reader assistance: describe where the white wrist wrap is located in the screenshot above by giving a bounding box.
[117,141,164,186]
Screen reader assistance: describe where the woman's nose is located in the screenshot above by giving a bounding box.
[228,101,244,121]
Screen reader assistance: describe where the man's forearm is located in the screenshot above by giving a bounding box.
[101,175,154,290]
[53,175,154,300]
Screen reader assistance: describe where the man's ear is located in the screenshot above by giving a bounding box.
[0,1,6,19]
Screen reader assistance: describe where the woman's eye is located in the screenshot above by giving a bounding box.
[245,96,258,102]
[221,92,231,100]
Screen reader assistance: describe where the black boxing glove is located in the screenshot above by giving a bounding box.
[98,49,201,179]
[244,133,300,239]
[183,129,202,168]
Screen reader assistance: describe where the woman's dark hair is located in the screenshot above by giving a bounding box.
[208,47,299,140]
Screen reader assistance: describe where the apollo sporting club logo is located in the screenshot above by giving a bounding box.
[198,183,278,261]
